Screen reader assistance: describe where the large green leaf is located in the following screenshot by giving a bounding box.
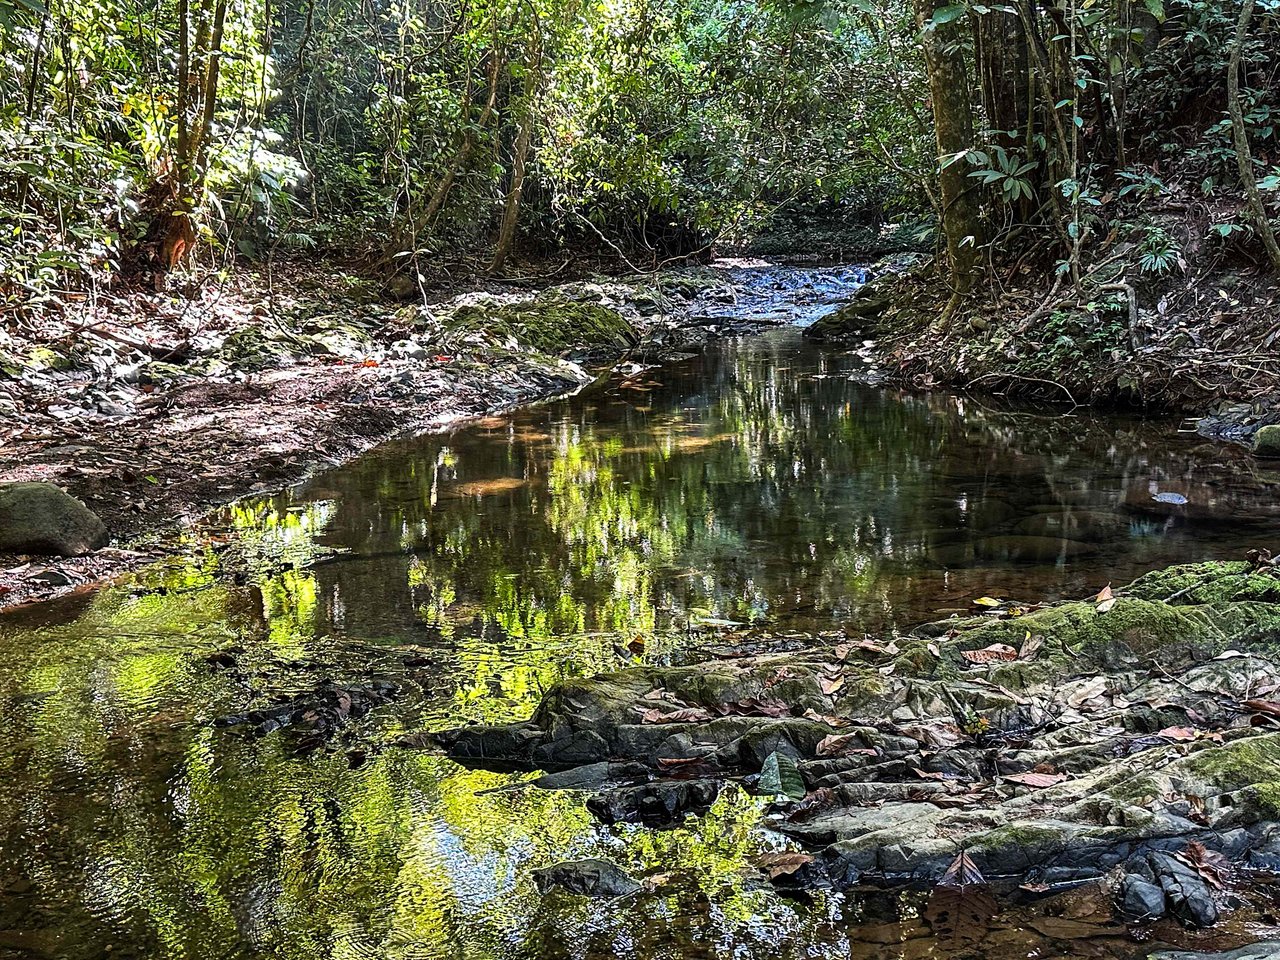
[759,751,806,800]
[929,4,968,27]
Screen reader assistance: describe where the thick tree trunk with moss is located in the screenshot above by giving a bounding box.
[915,0,983,307]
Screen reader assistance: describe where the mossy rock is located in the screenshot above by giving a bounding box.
[1254,424,1280,459]
[805,291,893,341]
[219,326,296,371]
[1126,561,1280,605]
[448,295,636,357]
[0,482,108,556]
[27,346,75,372]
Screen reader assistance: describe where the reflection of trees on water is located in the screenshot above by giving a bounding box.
[0,570,810,958]
[3,330,1279,959]
[272,331,1280,653]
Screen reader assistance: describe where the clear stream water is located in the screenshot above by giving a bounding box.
[3,268,1280,959]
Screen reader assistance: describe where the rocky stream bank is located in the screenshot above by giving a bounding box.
[0,261,866,609]
[434,559,1280,944]
[806,257,1280,453]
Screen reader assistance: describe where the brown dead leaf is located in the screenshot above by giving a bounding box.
[641,707,713,724]
[1243,699,1280,719]
[939,850,987,888]
[1018,631,1045,660]
[786,787,837,822]
[961,643,1018,664]
[835,637,899,660]
[714,698,792,719]
[1066,676,1109,708]
[898,722,963,750]
[1003,771,1068,788]
[819,674,846,695]
[927,793,985,808]
[1157,725,1197,741]
[802,708,852,727]
[756,851,814,879]
[815,733,877,758]
[1175,841,1231,889]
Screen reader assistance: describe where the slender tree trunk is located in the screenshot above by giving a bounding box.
[387,52,501,258]
[488,103,534,273]
[915,0,983,311]
[1228,0,1280,271]
[489,25,541,275]
[153,0,228,269]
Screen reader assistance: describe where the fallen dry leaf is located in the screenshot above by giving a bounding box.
[939,850,987,888]
[898,722,963,750]
[816,733,878,758]
[756,851,814,879]
[802,709,852,727]
[1003,771,1068,788]
[641,706,713,724]
[1066,676,1109,708]
[1175,840,1231,890]
[961,643,1018,664]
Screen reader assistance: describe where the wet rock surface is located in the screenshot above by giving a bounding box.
[436,560,1280,917]
[213,676,400,757]
[1,261,867,610]
[586,779,722,827]
[0,482,108,556]
[1152,944,1280,960]
[532,859,642,898]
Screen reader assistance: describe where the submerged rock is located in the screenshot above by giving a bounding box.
[532,859,641,898]
[586,779,721,827]
[0,482,108,556]
[433,561,1280,905]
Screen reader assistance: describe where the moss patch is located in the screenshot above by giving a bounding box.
[448,295,636,357]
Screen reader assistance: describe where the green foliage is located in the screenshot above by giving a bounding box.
[1,0,934,296]
[966,147,1038,203]
[1137,225,1183,275]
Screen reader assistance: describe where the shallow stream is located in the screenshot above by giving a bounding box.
[4,268,1280,959]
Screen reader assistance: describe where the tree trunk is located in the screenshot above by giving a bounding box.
[1227,0,1280,272]
[915,0,983,307]
[488,103,534,274]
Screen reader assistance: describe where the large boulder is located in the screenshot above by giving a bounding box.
[0,482,108,556]
[1253,424,1280,459]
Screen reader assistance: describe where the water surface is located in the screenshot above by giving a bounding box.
[4,308,1280,959]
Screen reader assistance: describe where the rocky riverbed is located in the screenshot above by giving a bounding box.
[435,558,1280,932]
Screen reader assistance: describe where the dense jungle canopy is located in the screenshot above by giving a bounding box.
[2,0,1278,296]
